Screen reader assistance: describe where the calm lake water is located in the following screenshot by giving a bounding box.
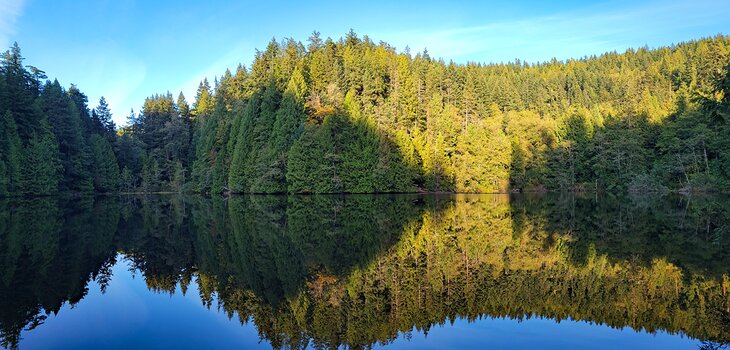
[1,194,728,349]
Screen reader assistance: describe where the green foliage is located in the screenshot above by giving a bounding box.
[0,43,122,196]
[286,114,416,193]
[90,134,120,192]
[195,33,714,194]
[192,79,213,118]
[0,111,21,195]
[140,155,160,192]
[286,123,331,193]
[19,129,60,196]
[120,166,134,193]
[456,116,511,192]
[207,33,730,194]
[227,94,260,193]
[91,96,116,139]
[134,93,191,192]
[41,80,93,192]
[0,43,43,140]
[4,35,730,195]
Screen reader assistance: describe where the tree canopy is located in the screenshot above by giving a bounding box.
[2,33,730,195]
[165,33,730,194]
[0,43,119,196]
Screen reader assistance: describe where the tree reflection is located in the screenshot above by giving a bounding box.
[0,194,728,349]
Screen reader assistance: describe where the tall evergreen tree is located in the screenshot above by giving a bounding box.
[92,96,115,138]
[41,80,92,192]
[90,134,120,192]
[19,128,60,196]
[0,111,22,195]
[1,43,42,140]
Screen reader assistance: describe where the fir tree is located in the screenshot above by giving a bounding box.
[0,111,22,195]
[90,134,120,192]
[20,129,60,196]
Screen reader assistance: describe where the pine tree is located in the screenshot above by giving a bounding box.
[177,92,191,121]
[1,43,42,140]
[193,79,213,119]
[286,124,330,193]
[41,80,92,192]
[228,93,262,193]
[90,134,120,192]
[20,129,60,196]
[120,166,134,192]
[0,111,22,195]
[93,96,115,138]
[141,155,160,193]
[253,67,309,193]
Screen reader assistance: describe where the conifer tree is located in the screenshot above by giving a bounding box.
[93,96,115,138]
[20,129,60,196]
[41,80,92,192]
[90,134,120,192]
[0,111,22,195]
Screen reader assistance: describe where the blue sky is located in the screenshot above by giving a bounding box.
[1,0,729,125]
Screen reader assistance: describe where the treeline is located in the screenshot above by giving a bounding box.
[2,33,730,195]
[0,43,119,196]
[133,32,730,193]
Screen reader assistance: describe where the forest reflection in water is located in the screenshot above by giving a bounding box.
[0,193,729,349]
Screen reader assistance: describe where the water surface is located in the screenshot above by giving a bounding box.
[1,194,728,349]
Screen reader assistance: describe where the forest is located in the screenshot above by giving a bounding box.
[1,32,730,195]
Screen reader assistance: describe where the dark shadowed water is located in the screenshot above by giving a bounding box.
[1,194,729,349]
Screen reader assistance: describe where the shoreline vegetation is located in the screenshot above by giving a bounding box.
[1,32,730,197]
[9,187,730,199]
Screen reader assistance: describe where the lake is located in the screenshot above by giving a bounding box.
[1,194,728,349]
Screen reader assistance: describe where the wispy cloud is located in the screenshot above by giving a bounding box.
[379,0,730,63]
[0,0,25,48]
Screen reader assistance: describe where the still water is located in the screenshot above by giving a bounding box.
[1,194,728,349]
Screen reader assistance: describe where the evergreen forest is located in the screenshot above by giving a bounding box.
[2,32,730,195]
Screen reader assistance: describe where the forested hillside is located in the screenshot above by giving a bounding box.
[2,32,730,195]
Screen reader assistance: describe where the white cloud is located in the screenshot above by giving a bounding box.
[377,0,729,64]
[0,0,25,48]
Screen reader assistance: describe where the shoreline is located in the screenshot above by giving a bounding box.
[2,188,728,199]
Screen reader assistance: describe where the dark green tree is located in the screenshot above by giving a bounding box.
[90,134,120,192]
[41,80,92,192]
[0,111,22,196]
[19,128,60,195]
